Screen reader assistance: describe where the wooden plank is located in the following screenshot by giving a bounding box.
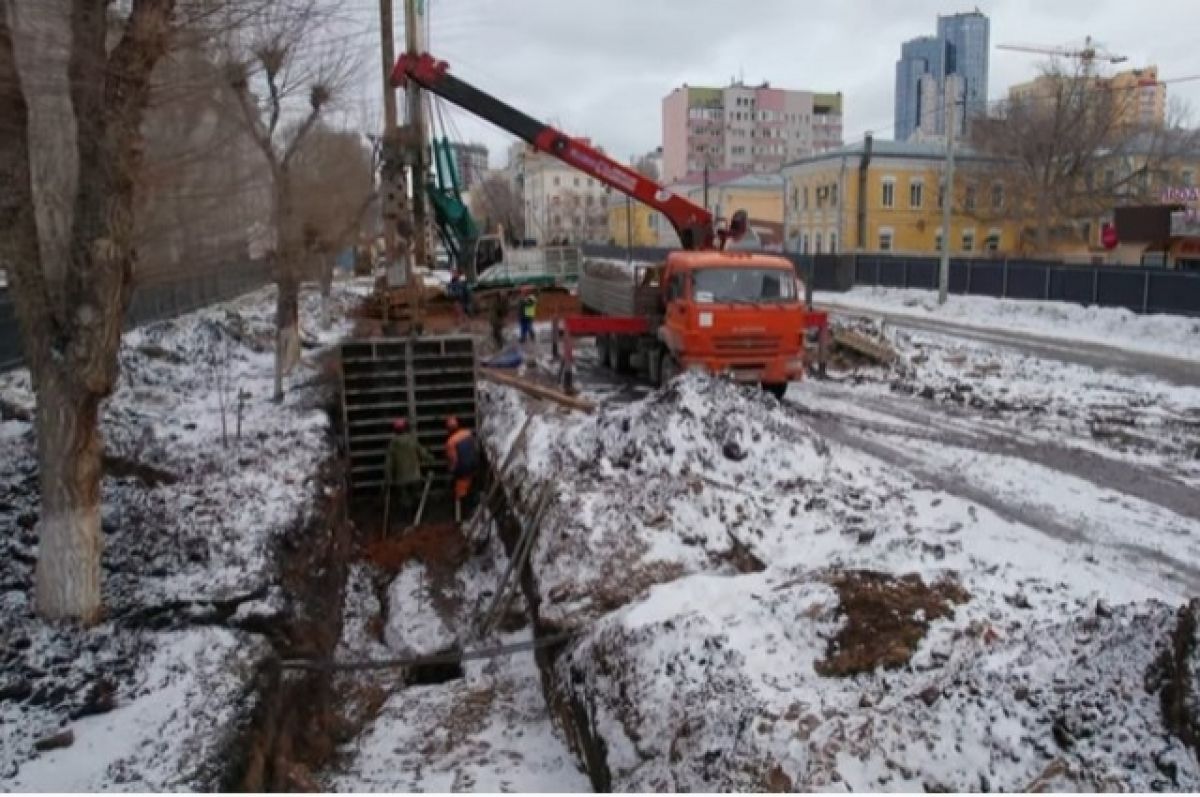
[479,368,596,413]
[832,328,899,365]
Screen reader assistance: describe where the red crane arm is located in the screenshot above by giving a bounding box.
[392,52,715,250]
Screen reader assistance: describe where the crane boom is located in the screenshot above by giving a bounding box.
[392,52,715,250]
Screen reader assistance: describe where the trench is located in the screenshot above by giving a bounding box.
[482,447,611,793]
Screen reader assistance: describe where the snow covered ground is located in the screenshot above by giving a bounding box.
[0,280,359,789]
[817,286,1200,363]
[326,534,589,792]
[479,343,1200,790]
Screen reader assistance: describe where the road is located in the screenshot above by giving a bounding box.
[819,302,1200,388]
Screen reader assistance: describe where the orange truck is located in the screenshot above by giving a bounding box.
[574,252,823,398]
[392,52,828,396]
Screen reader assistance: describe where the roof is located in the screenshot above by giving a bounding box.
[670,169,749,189]
[782,138,992,169]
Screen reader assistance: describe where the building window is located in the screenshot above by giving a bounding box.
[909,180,924,209]
[934,227,944,252]
[801,234,809,254]
[882,178,895,209]
[965,184,977,211]
[962,229,976,252]
[1183,170,1195,187]
[986,229,1001,252]
[937,184,946,210]
[878,228,894,252]
[830,183,838,207]
[991,182,1004,210]
[553,176,560,187]
[815,232,823,253]
[802,186,809,209]
[828,231,838,254]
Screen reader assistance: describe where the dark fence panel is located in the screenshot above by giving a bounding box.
[578,244,1200,317]
[1,261,273,373]
[0,292,21,371]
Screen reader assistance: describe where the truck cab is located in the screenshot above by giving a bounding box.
[655,250,811,397]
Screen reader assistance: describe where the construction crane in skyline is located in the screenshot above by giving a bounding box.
[997,35,1129,68]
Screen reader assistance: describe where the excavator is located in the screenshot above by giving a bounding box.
[392,53,827,397]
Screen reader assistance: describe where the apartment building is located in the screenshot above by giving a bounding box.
[662,82,843,183]
[1009,66,1167,129]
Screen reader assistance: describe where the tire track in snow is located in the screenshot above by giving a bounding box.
[787,393,1200,593]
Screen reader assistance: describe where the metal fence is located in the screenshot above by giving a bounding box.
[581,244,1200,317]
[0,260,273,373]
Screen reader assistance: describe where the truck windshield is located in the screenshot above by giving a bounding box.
[691,268,797,304]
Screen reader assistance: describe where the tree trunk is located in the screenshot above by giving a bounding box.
[274,264,300,401]
[319,256,333,331]
[33,379,104,623]
[1034,191,1050,254]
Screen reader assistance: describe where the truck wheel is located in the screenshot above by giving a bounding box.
[659,352,680,387]
[763,382,788,400]
[596,334,611,367]
[607,341,632,374]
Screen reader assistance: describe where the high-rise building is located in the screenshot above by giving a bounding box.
[662,82,843,184]
[895,10,989,141]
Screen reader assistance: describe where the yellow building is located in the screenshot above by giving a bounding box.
[607,195,662,247]
[781,138,1022,256]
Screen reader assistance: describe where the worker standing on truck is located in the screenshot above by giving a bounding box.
[384,418,435,532]
[444,416,479,523]
[518,286,537,343]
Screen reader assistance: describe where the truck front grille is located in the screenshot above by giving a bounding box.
[712,335,781,354]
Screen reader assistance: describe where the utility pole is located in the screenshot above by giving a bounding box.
[402,0,429,326]
[378,0,400,327]
[625,196,633,265]
[938,95,957,306]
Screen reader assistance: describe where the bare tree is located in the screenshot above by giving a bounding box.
[136,30,272,281]
[0,0,178,622]
[633,154,660,182]
[223,0,354,399]
[290,123,375,327]
[470,173,525,241]
[969,60,1200,253]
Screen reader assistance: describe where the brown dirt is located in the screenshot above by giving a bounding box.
[816,569,970,677]
[362,523,467,573]
[1150,598,1200,761]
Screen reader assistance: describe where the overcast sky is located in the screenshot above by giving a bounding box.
[342,0,1200,168]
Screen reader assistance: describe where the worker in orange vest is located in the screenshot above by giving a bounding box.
[444,416,479,523]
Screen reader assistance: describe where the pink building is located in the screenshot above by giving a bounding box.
[662,81,843,183]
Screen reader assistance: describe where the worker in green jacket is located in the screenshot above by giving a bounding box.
[384,418,435,532]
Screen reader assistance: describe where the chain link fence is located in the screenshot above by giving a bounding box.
[0,260,273,373]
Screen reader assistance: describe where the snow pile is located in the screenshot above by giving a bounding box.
[480,370,1200,790]
[560,576,1200,791]
[0,282,350,789]
[481,375,839,625]
[819,286,1200,362]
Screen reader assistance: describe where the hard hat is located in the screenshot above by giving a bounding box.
[445,415,459,431]
[393,418,408,432]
